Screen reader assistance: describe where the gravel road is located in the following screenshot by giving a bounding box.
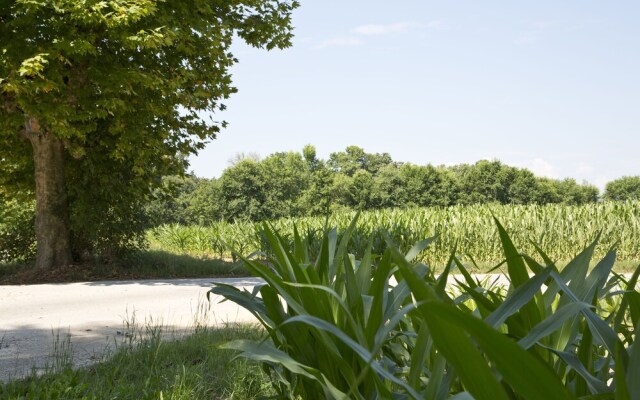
[0,277,262,382]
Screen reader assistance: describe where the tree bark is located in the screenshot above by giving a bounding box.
[23,117,72,269]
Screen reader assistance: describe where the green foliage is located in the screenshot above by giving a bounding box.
[65,145,160,259]
[605,176,640,201]
[0,0,299,263]
[0,197,35,263]
[0,324,270,399]
[211,218,423,399]
[299,162,335,216]
[212,217,640,399]
[219,159,269,221]
[150,147,604,226]
[554,178,599,204]
[397,163,459,207]
[260,152,310,218]
[454,160,513,204]
[151,201,640,265]
[214,151,312,221]
[1,0,298,148]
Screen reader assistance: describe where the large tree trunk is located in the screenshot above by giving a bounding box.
[23,117,72,269]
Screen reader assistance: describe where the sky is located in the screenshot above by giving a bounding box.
[189,1,640,190]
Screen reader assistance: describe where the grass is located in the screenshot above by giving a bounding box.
[0,250,249,285]
[0,323,270,399]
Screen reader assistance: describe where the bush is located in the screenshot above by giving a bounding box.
[0,198,36,263]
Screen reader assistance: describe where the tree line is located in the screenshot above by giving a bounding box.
[145,145,638,226]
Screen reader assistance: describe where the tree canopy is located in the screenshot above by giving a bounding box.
[604,176,640,201]
[143,145,604,225]
[0,0,298,268]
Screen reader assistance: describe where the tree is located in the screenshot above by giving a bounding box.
[328,146,367,176]
[0,0,298,268]
[508,169,539,204]
[218,159,267,221]
[327,146,394,176]
[228,152,262,167]
[299,161,336,216]
[145,175,201,226]
[260,151,309,219]
[399,164,458,207]
[349,169,374,209]
[534,177,562,204]
[553,179,599,205]
[185,178,223,225]
[302,144,319,171]
[454,160,509,204]
[604,176,640,201]
[371,164,407,209]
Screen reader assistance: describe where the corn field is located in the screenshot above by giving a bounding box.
[149,200,640,265]
[210,218,640,399]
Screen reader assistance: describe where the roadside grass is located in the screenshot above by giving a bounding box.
[0,323,269,400]
[123,250,249,278]
[0,250,249,285]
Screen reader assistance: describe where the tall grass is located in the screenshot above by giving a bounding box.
[1,322,270,399]
[211,216,640,399]
[152,201,640,265]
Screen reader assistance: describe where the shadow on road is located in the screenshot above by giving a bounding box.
[83,277,265,287]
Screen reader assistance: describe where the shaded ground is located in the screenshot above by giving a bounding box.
[0,251,249,285]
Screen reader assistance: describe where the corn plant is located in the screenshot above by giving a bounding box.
[153,201,640,266]
[210,218,433,398]
[210,216,640,399]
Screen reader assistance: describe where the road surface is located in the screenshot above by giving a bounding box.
[0,277,262,382]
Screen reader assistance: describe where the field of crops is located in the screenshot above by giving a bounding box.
[149,200,640,266]
[210,220,640,398]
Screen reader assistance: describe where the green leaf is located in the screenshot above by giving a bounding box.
[423,351,448,400]
[389,242,509,400]
[424,301,576,400]
[485,265,553,328]
[550,271,625,361]
[614,265,640,332]
[329,211,360,283]
[405,235,437,262]
[435,247,457,298]
[546,348,611,394]
[408,322,430,391]
[628,321,640,400]
[494,217,529,288]
[494,218,542,332]
[615,341,631,400]
[280,314,421,399]
[518,301,594,349]
[209,282,271,326]
[418,304,509,400]
[221,339,350,399]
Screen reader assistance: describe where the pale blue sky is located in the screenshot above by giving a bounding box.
[189,1,640,190]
